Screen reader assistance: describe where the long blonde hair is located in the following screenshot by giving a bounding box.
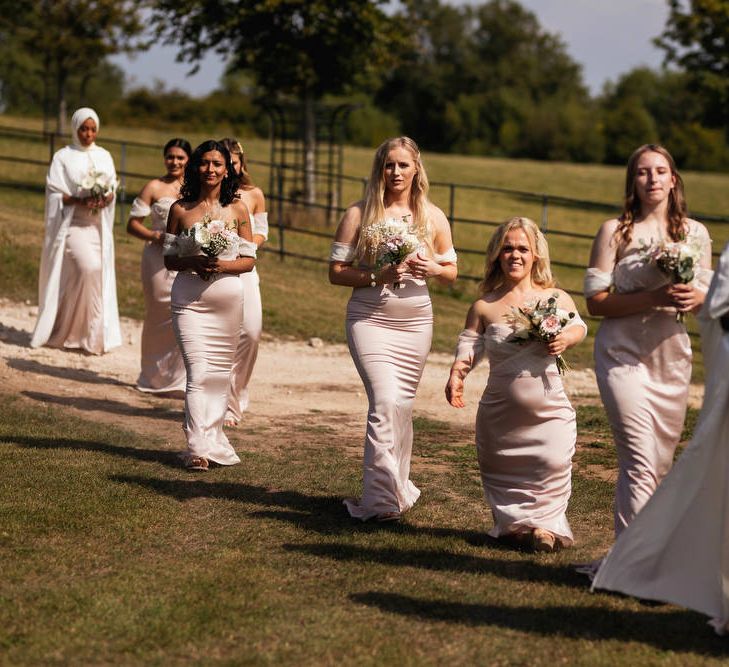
[355,136,432,262]
[480,217,555,294]
[616,143,687,248]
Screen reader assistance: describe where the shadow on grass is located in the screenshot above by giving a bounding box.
[1,434,181,467]
[9,358,133,387]
[111,473,349,525]
[350,591,727,656]
[22,390,183,421]
[284,542,583,589]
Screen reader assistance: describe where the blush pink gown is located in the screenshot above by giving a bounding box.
[170,233,249,466]
[456,319,584,545]
[46,206,106,353]
[226,212,268,423]
[588,221,712,536]
[344,275,433,520]
[593,241,729,633]
[130,196,186,395]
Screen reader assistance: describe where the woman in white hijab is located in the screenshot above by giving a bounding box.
[31,107,121,354]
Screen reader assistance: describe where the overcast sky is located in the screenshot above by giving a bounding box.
[111,1,670,97]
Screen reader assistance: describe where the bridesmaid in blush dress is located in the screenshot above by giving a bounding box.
[593,241,729,634]
[329,136,458,522]
[584,144,712,540]
[446,217,586,552]
[218,138,268,427]
[127,138,191,396]
[164,140,257,471]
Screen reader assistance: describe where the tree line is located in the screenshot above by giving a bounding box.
[1,0,727,171]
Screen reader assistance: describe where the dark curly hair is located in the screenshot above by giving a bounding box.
[180,140,238,205]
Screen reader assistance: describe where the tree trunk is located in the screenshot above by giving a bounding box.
[303,92,316,204]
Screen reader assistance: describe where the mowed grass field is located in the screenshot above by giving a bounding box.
[1,113,728,374]
[2,115,729,664]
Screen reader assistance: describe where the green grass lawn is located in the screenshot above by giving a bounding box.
[1,395,726,665]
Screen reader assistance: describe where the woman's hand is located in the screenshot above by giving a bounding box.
[406,252,442,280]
[379,262,409,285]
[152,230,165,246]
[669,282,705,312]
[186,255,218,277]
[546,332,568,357]
[445,371,465,408]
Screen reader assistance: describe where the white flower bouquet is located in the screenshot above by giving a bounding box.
[364,216,422,288]
[505,292,575,374]
[78,167,116,214]
[177,215,239,279]
[639,234,704,322]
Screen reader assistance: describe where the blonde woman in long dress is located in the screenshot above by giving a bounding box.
[218,138,268,427]
[127,138,191,395]
[164,140,257,471]
[329,136,457,522]
[446,217,586,552]
[585,144,712,539]
[593,240,729,634]
[31,107,120,354]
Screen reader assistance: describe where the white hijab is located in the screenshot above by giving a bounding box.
[70,107,100,151]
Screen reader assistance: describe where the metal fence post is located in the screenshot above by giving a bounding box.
[541,194,548,233]
[118,141,127,226]
[448,183,456,236]
[277,165,285,261]
[361,178,368,198]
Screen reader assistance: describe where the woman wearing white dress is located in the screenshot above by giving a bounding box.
[31,107,120,354]
[329,136,458,521]
[164,140,257,471]
[446,217,587,552]
[127,138,191,395]
[585,144,712,537]
[219,138,268,427]
[593,240,729,634]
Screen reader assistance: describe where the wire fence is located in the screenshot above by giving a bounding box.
[2,122,728,316]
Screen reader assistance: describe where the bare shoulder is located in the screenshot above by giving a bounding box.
[597,217,620,239]
[549,287,578,311]
[240,186,266,213]
[427,203,450,230]
[138,178,165,202]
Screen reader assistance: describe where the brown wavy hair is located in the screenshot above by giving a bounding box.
[616,144,687,248]
[480,217,555,294]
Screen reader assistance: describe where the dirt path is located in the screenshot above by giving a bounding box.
[0,298,704,452]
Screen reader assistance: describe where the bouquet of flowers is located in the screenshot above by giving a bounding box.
[505,292,575,374]
[364,216,422,288]
[639,234,704,322]
[79,167,116,214]
[177,215,239,279]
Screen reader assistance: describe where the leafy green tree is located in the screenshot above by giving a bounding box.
[655,0,729,131]
[152,0,409,201]
[379,0,595,161]
[0,0,148,133]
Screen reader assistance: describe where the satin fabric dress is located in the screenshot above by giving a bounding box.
[130,196,186,395]
[344,275,432,519]
[585,221,712,536]
[167,228,255,466]
[593,241,729,633]
[334,242,457,520]
[227,212,268,422]
[455,318,585,545]
[32,144,120,354]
